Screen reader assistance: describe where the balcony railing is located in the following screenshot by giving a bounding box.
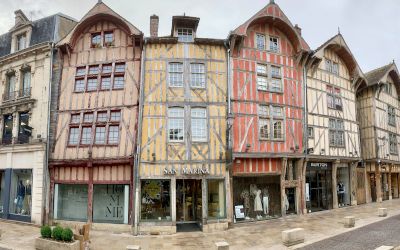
[2,87,31,103]
[17,133,30,144]
[19,87,31,98]
[1,134,12,145]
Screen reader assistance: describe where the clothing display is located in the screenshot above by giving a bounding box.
[284,193,289,211]
[262,196,269,215]
[254,190,262,212]
[337,182,345,206]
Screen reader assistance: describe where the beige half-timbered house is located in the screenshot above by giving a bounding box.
[49,2,143,228]
[358,63,400,203]
[305,34,366,213]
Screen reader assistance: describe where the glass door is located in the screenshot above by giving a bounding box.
[176,179,202,223]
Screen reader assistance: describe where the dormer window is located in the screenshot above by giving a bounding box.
[177,28,193,42]
[17,33,26,51]
[91,33,101,48]
[104,31,114,46]
[269,37,280,52]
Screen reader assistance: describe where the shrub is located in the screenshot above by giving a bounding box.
[61,227,74,242]
[40,225,52,238]
[52,226,63,241]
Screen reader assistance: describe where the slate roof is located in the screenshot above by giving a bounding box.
[365,63,394,86]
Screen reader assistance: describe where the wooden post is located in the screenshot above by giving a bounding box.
[202,177,207,229]
[350,163,357,206]
[365,165,372,203]
[171,177,176,226]
[296,159,304,215]
[302,160,307,214]
[88,161,93,223]
[376,163,382,203]
[388,165,392,200]
[332,162,338,209]
[281,158,287,217]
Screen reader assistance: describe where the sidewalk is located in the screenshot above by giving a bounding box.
[1,199,400,250]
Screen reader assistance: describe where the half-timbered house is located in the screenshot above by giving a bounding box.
[305,34,366,212]
[49,2,143,228]
[0,10,75,225]
[136,15,229,234]
[358,63,400,203]
[228,0,311,221]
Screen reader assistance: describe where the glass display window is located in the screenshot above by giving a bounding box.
[93,184,129,224]
[9,169,32,216]
[337,166,350,207]
[140,180,171,221]
[54,184,88,221]
[0,171,4,214]
[207,180,226,220]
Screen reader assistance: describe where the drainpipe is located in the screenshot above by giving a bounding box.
[133,39,146,235]
[43,42,55,225]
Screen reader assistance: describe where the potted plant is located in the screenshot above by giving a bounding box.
[35,225,80,250]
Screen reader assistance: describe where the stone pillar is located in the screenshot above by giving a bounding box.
[388,165,392,200]
[332,162,338,209]
[171,177,176,225]
[12,110,19,144]
[350,163,357,206]
[375,163,382,203]
[202,178,207,227]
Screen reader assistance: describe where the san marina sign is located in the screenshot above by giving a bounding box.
[163,166,210,175]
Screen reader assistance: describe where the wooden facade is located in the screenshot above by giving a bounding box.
[229,1,310,218]
[358,63,400,203]
[49,2,142,225]
[136,16,229,234]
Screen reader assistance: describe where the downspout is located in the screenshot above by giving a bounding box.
[43,42,55,225]
[133,38,146,235]
[302,52,310,215]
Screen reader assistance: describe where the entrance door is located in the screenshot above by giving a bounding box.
[391,174,399,199]
[370,174,377,202]
[176,179,202,225]
[306,168,332,212]
[356,168,366,204]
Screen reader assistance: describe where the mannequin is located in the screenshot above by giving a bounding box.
[337,182,345,207]
[262,187,269,216]
[24,179,31,215]
[240,189,250,220]
[284,191,289,212]
[252,185,263,219]
[16,180,25,214]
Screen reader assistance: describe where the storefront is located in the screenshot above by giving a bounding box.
[137,165,228,234]
[306,162,333,212]
[336,164,351,207]
[0,169,33,222]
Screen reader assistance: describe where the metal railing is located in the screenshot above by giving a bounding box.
[17,133,30,144]
[1,134,12,145]
[2,87,31,103]
[19,87,31,98]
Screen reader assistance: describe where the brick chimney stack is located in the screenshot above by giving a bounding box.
[150,15,159,38]
[294,24,302,36]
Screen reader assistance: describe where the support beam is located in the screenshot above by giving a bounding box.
[332,162,338,209]
[376,164,382,203]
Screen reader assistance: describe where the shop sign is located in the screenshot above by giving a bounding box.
[163,166,210,175]
[309,162,329,170]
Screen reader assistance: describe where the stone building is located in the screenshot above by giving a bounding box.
[358,63,400,203]
[136,15,229,234]
[49,2,142,229]
[0,10,75,224]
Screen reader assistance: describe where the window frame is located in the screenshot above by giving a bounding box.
[104,31,114,47]
[107,125,120,144]
[258,105,284,141]
[269,36,280,53]
[168,107,185,142]
[168,62,184,88]
[190,63,206,89]
[308,127,314,139]
[256,33,266,50]
[388,105,396,126]
[191,107,208,142]
[80,126,92,145]
[329,118,345,148]
[177,28,194,42]
[389,132,398,155]
[91,32,102,48]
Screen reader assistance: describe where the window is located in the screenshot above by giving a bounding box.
[190,63,206,88]
[2,114,13,144]
[273,120,283,139]
[89,65,99,75]
[101,77,111,90]
[113,76,124,89]
[108,125,119,144]
[83,113,94,123]
[207,180,226,219]
[97,112,108,122]
[75,79,85,92]
[256,34,265,50]
[388,105,396,126]
[389,133,398,155]
[258,105,284,140]
[91,33,101,47]
[308,127,314,138]
[326,59,339,75]
[257,64,268,91]
[68,127,79,145]
[54,184,88,221]
[71,114,80,124]
[104,32,114,46]
[81,127,92,145]
[168,108,184,141]
[271,106,283,117]
[271,66,281,78]
[5,74,16,100]
[177,28,193,42]
[110,111,121,122]
[269,37,279,52]
[17,34,26,51]
[76,67,86,77]
[21,70,31,96]
[140,180,170,221]
[329,119,345,147]
[8,169,32,216]
[18,112,30,143]
[270,79,282,92]
[115,63,125,73]
[87,78,98,91]
[168,63,183,87]
[259,119,269,139]
[327,85,342,110]
[102,64,112,74]
[191,108,207,141]
[95,126,106,144]
[383,83,393,95]
[93,184,129,224]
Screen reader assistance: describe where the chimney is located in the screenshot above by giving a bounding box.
[14,10,28,26]
[150,15,159,38]
[294,24,302,36]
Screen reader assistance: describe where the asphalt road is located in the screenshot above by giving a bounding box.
[300,214,400,250]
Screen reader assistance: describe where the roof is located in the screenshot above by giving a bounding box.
[0,13,76,58]
[171,16,200,36]
[230,0,309,52]
[365,63,395,86]
[57,1,142,48]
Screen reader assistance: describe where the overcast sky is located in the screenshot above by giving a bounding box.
[0,0,399,72]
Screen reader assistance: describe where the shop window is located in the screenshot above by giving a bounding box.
[256,33,265,50]
[9,169,32,216]
[191,108,207,142]
[108,125,119,144]
[177,28,193,42]
[0,171,5,213]
[93,185,129,224]
[54,184,88,221]
[269,37,279,52]
[91,33,101,47]
[208,180,226,219]
[104,31,114,47]
[168,107,184,142]
[168,62,183,87]
[2,114,13,145]
[190,63,206,88]
[140,180,171,221]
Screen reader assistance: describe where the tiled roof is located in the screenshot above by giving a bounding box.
[365,63,394,86]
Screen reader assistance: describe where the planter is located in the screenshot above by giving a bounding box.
[35,237,80,250]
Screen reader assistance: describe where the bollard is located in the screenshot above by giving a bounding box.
[282,228,305,246]
[344,216,355,228]
[215,241,229,250]
[126,245,141,250]
[378,208,388,217]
